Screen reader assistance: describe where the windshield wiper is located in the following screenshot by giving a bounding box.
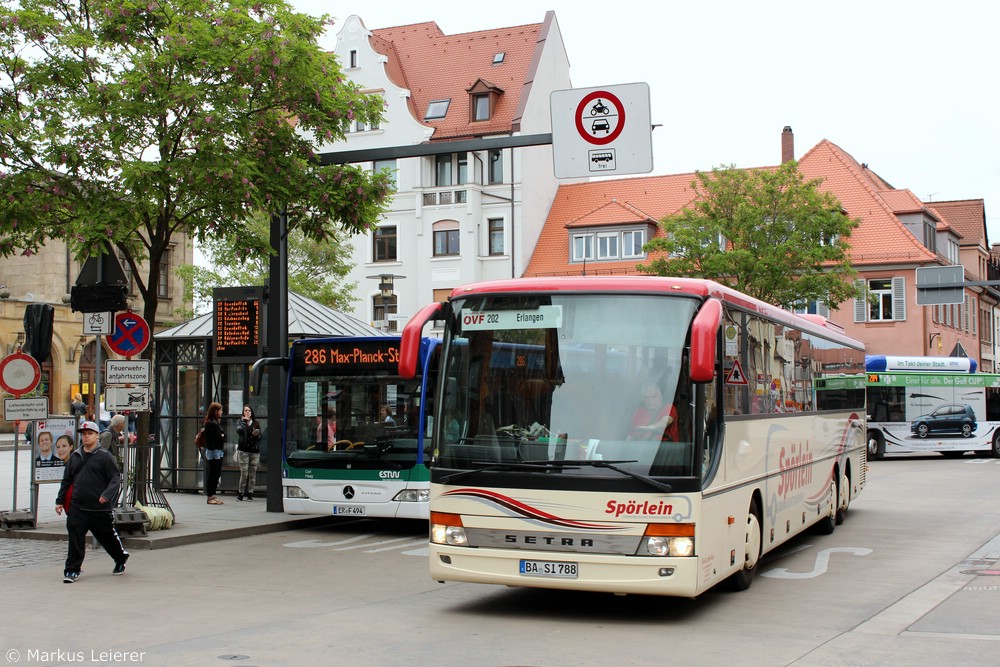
[529,459,673,493]
[441,459,671,493]
[439,461,572,485]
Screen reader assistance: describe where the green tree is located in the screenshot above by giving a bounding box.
[0,0,392,492]
[639,162,860,310]
[177,214,359,319]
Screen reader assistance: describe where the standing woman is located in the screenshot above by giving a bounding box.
[200,402,226,505]
[235,405,262,501]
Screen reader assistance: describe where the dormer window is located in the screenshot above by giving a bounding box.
[466,79,503,123]
[425,99,450,120]
[473,94,490,122]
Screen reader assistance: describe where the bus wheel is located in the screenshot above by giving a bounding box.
[867,432,885,460]
[992,432,1000,459]
[725,498,761,592]
[814,478,837,535]
[835,470,850,525]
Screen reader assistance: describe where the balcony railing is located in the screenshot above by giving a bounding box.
[423,190,467,206]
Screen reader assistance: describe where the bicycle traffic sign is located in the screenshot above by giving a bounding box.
[107,312,151,358]
[83,310,114,335]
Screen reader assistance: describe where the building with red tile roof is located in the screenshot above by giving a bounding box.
[524,128,998,367]
[315,13,571,332]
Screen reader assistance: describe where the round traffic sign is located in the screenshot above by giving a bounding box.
[107,312,151,358]
[0,352,41,397]
[575,90,626,146]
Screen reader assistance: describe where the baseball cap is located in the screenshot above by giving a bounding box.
[79,420,99,433]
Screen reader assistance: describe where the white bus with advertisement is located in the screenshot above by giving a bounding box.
[864,355,1000,459]
[399,276,867,597]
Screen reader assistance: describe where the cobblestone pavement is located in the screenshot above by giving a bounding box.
[0,538,68,571]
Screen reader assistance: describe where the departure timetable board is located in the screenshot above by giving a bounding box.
[213,286,264,363]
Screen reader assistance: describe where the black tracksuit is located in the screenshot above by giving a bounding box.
[56,446,128,574]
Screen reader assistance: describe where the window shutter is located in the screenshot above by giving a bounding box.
[817,302,830,319]
[892,277,906,321]
[853,280,867,323]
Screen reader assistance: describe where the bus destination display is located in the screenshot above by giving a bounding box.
[295,339,400,374]
[213,286,263,362]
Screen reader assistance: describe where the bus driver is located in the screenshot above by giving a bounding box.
[627,382,678,442]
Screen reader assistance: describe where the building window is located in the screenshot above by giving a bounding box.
[373,294,397,333]
[597,232,619,260]
[493,52,505,64]
[473,94,490,121]
[622,230,645,258]
[158,248,170,299]
[457,154,468,185]
[435,154,453,186]
[571,234,594,262]
[855,277,906,323]
[374,159,396,189]
[373,226,397,262]
[349,50,357,68]
[488,218,504,255]
[433,221,460,256]
[118,252,136,297]
[425,99,450,120]
[488,149,503,184]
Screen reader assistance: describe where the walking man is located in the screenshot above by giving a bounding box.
[55,421,129,583]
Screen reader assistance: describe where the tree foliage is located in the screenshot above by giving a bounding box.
[638,162,861,309]
[0,0,393,489]
[178,213,359,318]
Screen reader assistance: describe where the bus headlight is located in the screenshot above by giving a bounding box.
[430,512,468,546]
[393,489,430,503]
[285,486,308,499]
[644,523,695,557]
[644,536,695,557]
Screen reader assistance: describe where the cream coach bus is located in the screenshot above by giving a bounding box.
[399,276,866,597]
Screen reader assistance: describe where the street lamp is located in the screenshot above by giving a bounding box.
[367,274,405,332]
[367,273,405,298]
[928,332,942,353]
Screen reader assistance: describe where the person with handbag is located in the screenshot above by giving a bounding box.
[234,405,262,501]
[55,421,129,583]
[199,402,226,505]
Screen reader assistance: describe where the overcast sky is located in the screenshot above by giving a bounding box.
[289,0,1000,242]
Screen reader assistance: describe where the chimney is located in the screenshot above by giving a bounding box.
[781,126,794,163]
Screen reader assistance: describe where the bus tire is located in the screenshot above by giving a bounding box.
[867,431,885,460]
[814,477,837,535]
[992,432,1000,458]
[835,469,850,525]
[725,497,762,592]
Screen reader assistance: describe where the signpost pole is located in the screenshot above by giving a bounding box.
[11,420,18,509]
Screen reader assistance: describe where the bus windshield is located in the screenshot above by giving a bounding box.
[435,293,702,480]
[286,372,425,472]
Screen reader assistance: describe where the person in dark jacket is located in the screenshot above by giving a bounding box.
[235,405,262,501]
[55,421,129,583]
[199,402,226,505]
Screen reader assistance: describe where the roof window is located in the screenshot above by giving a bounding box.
[493,52,505,64]
[425,99,451,120]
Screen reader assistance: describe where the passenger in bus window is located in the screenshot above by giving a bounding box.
[318,405,338,450]
[627,383,678,442]
[380,405,395,425]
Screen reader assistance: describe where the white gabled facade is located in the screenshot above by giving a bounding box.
[312,13,572,332]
